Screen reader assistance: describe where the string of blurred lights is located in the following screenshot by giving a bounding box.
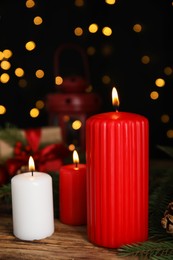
[0,0,172,148]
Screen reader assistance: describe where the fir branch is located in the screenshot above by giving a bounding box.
[0,183,11,200]
[151,256,173,260]
[157,145,173,159]
[0,149,173,259]
[0,125,26,147]
[149,167,173,238]
[49,172,59,218]
[117,241,173,259]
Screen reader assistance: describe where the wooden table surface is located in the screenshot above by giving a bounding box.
[1,159,172,259]
[0,213,137,260]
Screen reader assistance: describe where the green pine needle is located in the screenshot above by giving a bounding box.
[0,124,26,147]
[157,145,173,159]
[118,241,173,259]
[1,145,173,258]
[0,183,11,200]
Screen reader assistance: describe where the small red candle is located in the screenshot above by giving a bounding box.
[86,88,149,248]
[59,150,87,225]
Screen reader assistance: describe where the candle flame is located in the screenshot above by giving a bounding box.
[29,156,35,171]
[73,150,79,168]
[112,87,120,108]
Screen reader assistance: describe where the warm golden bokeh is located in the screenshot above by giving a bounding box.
[15,68,25,77]
[150,91,159,100]
[26,0,35,8]
[0,105,6,115]
[133,24,142,33]
[105,0,116,4]
[102,26,112,36]
[155,78,165,87]
[55,76,63,85]
[33,16,43,26]
[161,114,170,123]
[35,69,44,79]
[88,24,98,33]
[72,120,82,130]
[30,108,40,118]
[0,73,10,83]
[35,100,44,109]
[141,55,150,64]
[25,41,36,51]
[74,27,83,36]
[1,60,11,70]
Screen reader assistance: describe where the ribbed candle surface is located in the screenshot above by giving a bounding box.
[86,111,149,248]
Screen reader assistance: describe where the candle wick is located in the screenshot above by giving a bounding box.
[31,171,33,177]
[75,162,78,169]
[115,106,119,112]
[113,104,119,112]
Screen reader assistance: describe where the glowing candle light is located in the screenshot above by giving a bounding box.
[11,156,54,241]
[86,87,149,248]
[73,149,79,169]
[112,86,120,110]
[59,150,87,225]
[29,155,35,176]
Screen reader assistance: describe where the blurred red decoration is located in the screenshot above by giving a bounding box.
[6,129,70,177]
[0,164,8,186]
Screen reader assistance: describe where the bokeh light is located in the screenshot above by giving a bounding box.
[0,105,6,115]
[26,0,35,8]
[33,16,43,25]
[133,24,142,33]
[88,23,98,33]
[102,75,111,84]
[30,108,40,118]
[102,26,112,36]
[167,129,173,138]
[1,60,11,70]
[150,91,159,100]
[3,49,12,59]
[36,100,44,109]
[15,68,25,77]
[25,41,36,51]
[0,73,10,83]
[105,0,116,4]
[55,76,63,85]
[35,69,44,79]
[155,78,165,87]
[141,55,150,64]
[74,27,83,36]
[161,114,170,123]
[72,120,82,130]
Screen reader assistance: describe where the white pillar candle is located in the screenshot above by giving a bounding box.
[11,156,54,241]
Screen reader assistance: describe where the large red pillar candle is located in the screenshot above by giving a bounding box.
[59,150,87,225]
[86,88,149,248]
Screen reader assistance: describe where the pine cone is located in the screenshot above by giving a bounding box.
[161,201,173,234]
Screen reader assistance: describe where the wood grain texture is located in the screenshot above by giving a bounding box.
[0,214,137,260]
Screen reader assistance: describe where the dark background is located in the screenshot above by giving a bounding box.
[0,0,173,158]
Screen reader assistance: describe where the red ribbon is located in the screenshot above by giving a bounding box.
[25,128,41,153]
[6,129,69,176]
